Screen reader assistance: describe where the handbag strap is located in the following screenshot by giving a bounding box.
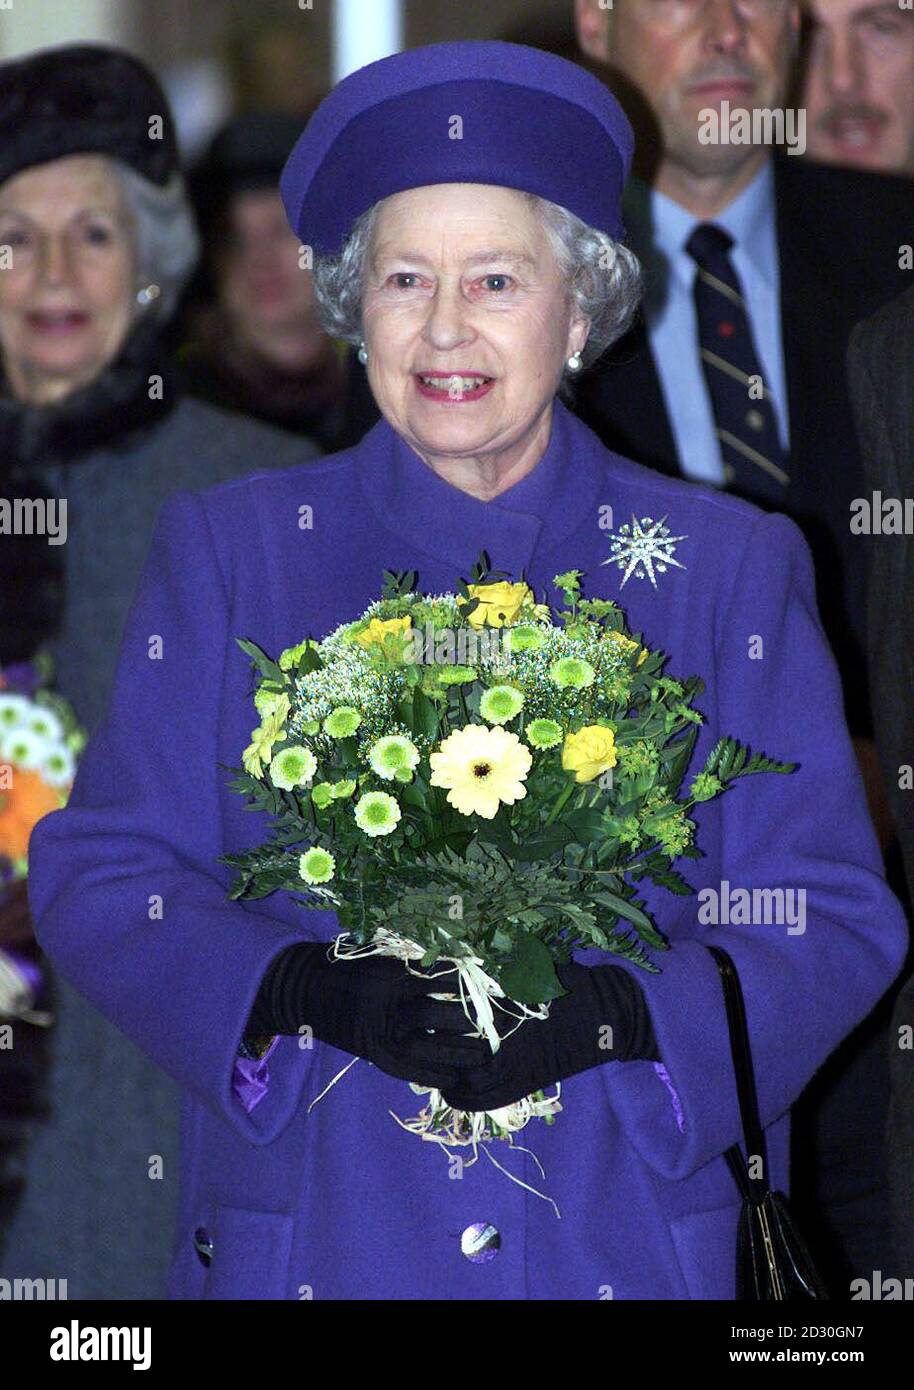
[706,944,770,1203]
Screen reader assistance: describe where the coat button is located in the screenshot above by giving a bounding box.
[461,1222,500,1262]
[193,1227,214,1267]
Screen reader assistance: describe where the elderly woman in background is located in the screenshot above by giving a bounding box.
[0,44,319,1299]
[27,42,906,1299]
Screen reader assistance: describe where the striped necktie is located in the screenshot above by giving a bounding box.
[685,222,789,506]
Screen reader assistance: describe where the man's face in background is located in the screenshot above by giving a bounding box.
[575,0,800,185]
[799,0,914,175]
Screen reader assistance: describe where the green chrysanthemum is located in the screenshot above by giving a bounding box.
[310,782,335,810]
[269,745,317,789]
[299,847,335,884]
[435,665,478,686]
[27,709,64,740]
[2,730,46,767]
[505,623,545,653]
[368,734,420,781]
[0,695,29,729]
[330,778,357,799]
[323,706,362,738]
[479,685,525,725]
[549,656,595,689]
[41,747,76,787]
[254,683,285,716]
[353,790,401,837]
[526,717,563,749]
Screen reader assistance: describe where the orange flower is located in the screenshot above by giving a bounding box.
[0,767,64,860]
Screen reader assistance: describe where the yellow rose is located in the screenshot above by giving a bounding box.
[353,616,412,649]
[562,725,618,783]
[460,581,533,629]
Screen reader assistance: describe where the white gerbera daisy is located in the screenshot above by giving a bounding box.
[428,723,532,819]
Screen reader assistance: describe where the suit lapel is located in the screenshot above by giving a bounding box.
[572,314,680,477]
[772,156,864,517]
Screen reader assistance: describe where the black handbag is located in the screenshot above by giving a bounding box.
[707,944,830,1300]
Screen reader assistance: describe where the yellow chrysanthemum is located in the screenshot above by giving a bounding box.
[352,616,412,650]
[429,723,532,819]
[562,725,618,783]
[459,581,533,630]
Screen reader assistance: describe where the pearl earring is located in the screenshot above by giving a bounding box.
[566,351,583,372]
[357,341,368,365]
[136,283,160,307]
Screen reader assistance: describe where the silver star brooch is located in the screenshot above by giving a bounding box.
[601,514,688,589]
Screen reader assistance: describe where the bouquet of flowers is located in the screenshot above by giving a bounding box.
[221,555,795,1154]
[0,654,85,1024]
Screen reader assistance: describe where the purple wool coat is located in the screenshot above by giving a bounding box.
[27,398,907,1299]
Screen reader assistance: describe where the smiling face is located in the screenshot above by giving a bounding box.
[359,183,589,485]
[801,0,914,175]
[0,153,138,404]
[577,0,800,201]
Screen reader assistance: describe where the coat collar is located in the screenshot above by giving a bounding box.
[353,397,608,579]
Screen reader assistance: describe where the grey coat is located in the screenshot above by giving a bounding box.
[0,394,320,1298]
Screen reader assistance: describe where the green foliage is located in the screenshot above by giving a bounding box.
[235,637,284,684]
[701,736,798,781]
[381,568,418,600]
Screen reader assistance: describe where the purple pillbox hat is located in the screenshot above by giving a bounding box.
[280,40,634,256]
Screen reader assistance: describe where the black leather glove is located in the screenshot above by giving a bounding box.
[243,942,491,1092]
[440,960,661,1113]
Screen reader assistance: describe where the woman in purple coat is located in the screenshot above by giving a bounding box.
[26,42,907,1300]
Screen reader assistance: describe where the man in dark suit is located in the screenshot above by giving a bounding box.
[573,0,914,1287]
[848,287,914,1277]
